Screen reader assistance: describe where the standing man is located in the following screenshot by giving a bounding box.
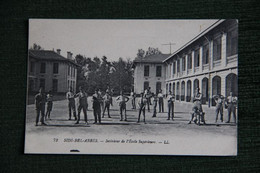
[35,87,47,126]
[116,91,129,121]
[98,89,104,111]
[167,91,175,120]
[75,86,88,124]
[92,89,102,124]
[213,94,225,124]
[144,87,152,112]
[152,93,158,117]
[66,87,77,120]
[102,90,111,118]
[137,92,147,124]
[45,90,53,120]
[158,89,164,113]
[130,89,136,109]
[226,92,237,124]
[192,88,206,125]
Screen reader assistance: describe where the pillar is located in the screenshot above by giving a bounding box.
[221,32,227,67]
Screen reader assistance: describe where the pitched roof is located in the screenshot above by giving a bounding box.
[29,50,79,66]
[133,53,171,64]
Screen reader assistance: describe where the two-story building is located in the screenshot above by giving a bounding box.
[163,19,238,106]
[132,54,170,94]
[133,19,238,107]
[28,49,78,94]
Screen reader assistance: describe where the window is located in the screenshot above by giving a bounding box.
[182,57,186,71]
[177,59,180,72]
[203,44,209,64]
[194,49,200,67]
[30,61,35,73]
[187,53,192,69]
[53,63,59,74]
[156,66,162,77]
[40,63,46,73]
[144,81,149,91]
[52,79,58,92]
[227,28,238,56]
[144,65,149,77]
[68,66,70,75]
[213,37,222,61]
[68,80,70,88]
[156,82,161,94]
[172,62,176,74]
[40,78,45,90]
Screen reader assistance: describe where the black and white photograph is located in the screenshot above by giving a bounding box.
[25,19,238,155]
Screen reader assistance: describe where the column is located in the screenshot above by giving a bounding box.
[200,46,203,72]
[185,54,188,74]
[191,51,195,73]
[221,32,227,67]
[210,40,214,70]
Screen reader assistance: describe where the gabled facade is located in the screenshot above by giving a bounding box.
[28,49,78,94]
[132,54,170,94]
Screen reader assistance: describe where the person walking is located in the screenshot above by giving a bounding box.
[66,87,77,120]
[167,91,175,120]
[137,92,147,124]
[116,91,129,121]
[158,89,164,113]
[35,87,47,126]
[225,92,237,124]
[75,86,88,124]
[45,90,53,120]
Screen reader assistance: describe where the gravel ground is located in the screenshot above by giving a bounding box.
[24,97,237,155]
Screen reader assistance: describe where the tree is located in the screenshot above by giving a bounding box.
[145,47,161,56]
[30,43,44,50]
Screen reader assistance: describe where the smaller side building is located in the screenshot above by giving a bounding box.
[28,49,79,94]
[132,54,170,95]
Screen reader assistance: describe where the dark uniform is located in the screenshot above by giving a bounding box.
[75,89,88,124]
[93,92,102,124]
[167,93,175,120]
[66,90,77,120]
[158,91,164,113]
[191,89,206,125]
[45,92,53,120]
[137,94,147,123]
[226,94,237,124]
[35,90,47,126]
[152,95,158,117]
[102,92,111,118]
[213,95,224,123]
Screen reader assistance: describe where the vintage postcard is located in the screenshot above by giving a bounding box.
[25,19,238,155]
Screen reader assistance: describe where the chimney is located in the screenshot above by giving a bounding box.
[57,49,61,54]
[70,52,73,59]
[67,51,71,59]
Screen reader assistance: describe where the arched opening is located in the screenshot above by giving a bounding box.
[169,83,172,93]
[156,82,162,94]
[176,82,180,100]
[202,77,209,104]
[187,80,191,102]
[166,83,168,95]
[226,73,238,97]
[172,83,175,96]
[212,76,221,106]
[193,79,199,96]
[181,81,185,101]
[143,81,149,91]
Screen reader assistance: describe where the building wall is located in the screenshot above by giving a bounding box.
[134,63,166,94]
[165,20,238,106]
[28,59,77,94]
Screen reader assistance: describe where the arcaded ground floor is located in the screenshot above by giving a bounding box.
[25,97,237,155]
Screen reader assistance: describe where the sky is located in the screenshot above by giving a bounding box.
[29,19,218,61]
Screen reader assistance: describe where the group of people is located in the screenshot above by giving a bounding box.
[34,86,237,126]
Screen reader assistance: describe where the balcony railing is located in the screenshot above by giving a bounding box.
[202,64,209,71]
[213,59,221,68]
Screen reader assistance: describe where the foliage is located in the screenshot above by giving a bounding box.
[29,43,44,50]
